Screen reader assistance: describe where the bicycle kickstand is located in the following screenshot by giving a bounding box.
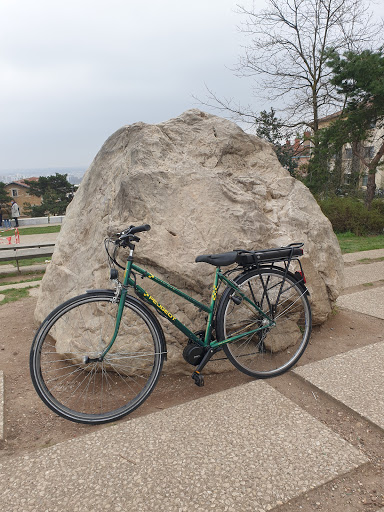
[191,347,220,387]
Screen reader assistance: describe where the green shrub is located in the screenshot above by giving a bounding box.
[371,198,384,215]
[318,197,384,235]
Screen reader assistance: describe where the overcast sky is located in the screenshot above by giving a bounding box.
[0,0,270,171]
[1,1,382,173]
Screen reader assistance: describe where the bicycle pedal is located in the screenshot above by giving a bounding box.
[192,371,204,387]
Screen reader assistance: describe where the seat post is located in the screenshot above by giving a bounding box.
[203,266,221,345]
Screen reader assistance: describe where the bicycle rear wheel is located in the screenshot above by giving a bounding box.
[30,291,165,424]
[216,268,311,378]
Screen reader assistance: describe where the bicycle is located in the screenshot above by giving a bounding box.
[30,224,312,425]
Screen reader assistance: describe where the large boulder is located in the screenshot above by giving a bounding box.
[35,109,343,373]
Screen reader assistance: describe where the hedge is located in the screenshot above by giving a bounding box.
[318,197,384,235]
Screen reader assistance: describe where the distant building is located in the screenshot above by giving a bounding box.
[318,111,384,191]
[285,131,312,170]
[283,131,312,176]
[4,177,42,216]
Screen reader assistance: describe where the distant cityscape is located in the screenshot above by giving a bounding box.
[0,167,87,185]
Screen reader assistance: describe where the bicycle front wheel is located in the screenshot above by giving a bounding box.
[216,268,311,378]
[30,291,165,424]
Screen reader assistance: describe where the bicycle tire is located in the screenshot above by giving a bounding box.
[216,268,311,378]
[30,290,166,424]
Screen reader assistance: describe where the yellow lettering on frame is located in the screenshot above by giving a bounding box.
[145,294,175,321]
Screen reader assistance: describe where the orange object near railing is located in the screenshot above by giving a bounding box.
[0,228,21,245]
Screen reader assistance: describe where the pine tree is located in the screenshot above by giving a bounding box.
[323,48,384,207]
[24,173,75,216]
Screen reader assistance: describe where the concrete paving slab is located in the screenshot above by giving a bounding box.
[343,248,384,263]
[295,341,384,430]
[0,264,15,272]
[343,260,384,288]
[0,371,3,440]
[0,381,367,512]
[0,264,47,276]
[0,280,41,293]
[337,286,384,319]
[18,232,59,245]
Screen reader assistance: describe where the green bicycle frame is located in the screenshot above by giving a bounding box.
[101,253,276,358]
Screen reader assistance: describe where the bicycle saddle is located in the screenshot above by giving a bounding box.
[195,251,238,267]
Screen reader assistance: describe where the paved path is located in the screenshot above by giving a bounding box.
[0,281,41,293]
[295,248,384,444]
[295,340,384,429]
[337,248,384,319]
[0,243,383,511]
[0,226,59,247]
[0,226,59,278]
[0,382,368,512]
[12,231,59,245]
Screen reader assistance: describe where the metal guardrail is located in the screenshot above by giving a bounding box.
[0,243,55,271]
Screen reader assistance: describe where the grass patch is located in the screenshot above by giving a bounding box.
[0,225,61,237]
[336,232,384,254]
[0,287,36,305]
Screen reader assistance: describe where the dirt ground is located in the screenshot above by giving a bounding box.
[0,293,383,511]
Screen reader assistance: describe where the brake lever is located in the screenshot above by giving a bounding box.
[118,234,140,248]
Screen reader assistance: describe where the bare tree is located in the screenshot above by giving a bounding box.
[202,0,382,135]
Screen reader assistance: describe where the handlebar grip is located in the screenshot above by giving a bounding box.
[130,224,151,235]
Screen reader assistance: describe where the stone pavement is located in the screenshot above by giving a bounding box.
[295,248,384,453]
[0,240,383,511]
[337,248,384,320]
[0,383,369,512]
[295,340,384,429]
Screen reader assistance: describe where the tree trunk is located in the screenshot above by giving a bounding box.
[312,90,319,148]
[333,149,343,192]
[350,141,362,191]
[365,172,376,209]
[365,140,384,209]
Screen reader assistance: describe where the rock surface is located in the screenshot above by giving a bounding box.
[35,109,344,373]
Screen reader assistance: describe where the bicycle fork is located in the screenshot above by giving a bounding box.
[84,250,134,363]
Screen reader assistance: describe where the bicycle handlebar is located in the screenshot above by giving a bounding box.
[112,224,151,247]
[129,224,151,235]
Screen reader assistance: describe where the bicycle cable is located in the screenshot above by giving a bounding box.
[104,238,126,271]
